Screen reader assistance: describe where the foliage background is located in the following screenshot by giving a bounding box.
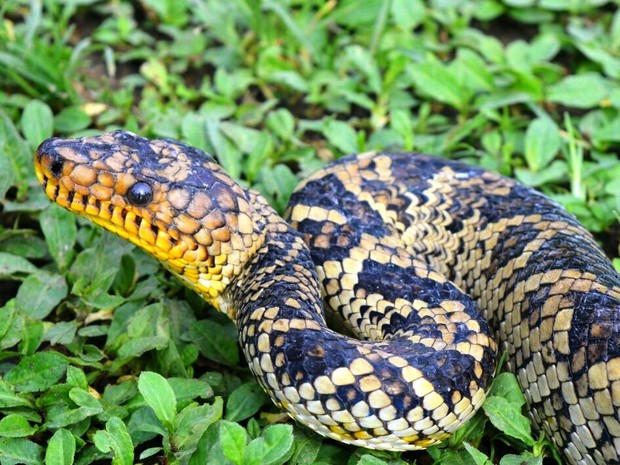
[1,0,619,464]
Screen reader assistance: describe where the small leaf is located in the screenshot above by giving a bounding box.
[93,417,134,465]
[39,205,77,272]
[251,425,293,465]
[482,396,534,447]
[138,372,177,429]
[409,57,469,110]
[225,382,269,422]
[499,454,543,465]
[0,438,43,465]
[489,373,527,408]
[189,319,239,366]
[21,100,53,148]
[54,107,91,133]
[524,117,561,172]
[219,420,248,465]
[547,74,609,108]
[0,414,37,438]
[45,429,76,465]
[323,120,358,154]
[356,455,390,465]
[463,442,493,465]
[16,272,67,319]
[5,351,69,393]
[0,252,38,277]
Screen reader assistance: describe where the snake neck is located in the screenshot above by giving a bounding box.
[219,192,325,324]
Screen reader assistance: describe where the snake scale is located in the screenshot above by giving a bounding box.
[34,130,620,464]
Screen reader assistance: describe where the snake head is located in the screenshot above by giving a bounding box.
[35,130,266,309]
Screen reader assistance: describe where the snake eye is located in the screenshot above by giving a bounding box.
[127,182,153,206]
[50,158,64,178]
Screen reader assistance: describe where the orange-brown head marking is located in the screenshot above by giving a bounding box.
[35,130,265,312]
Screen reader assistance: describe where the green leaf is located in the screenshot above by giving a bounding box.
[409,57,470,111]
[482,396,534,446]
[547,74,609,108]
[53,107,91,133]
[0,110,31,199]
[499,454,543,465]
[189,319,239,366]
[489,372,527,408]
[0,252,38,277]
[0,414,37,438]
[219,420,248,465]
[39,205,77,272]
[524,117,561,172]
[323,120,358,154]
[93,417,134,465]
[173,397,224,454]
[266,109,295,141]
[45,429,76,465]
[138,371,177,429]
[0,380,33,408]
[167,377,213,404]
[0,438,43,465]
[244,424,295,465]
[287,430,322,465]
[20,100,53,148]
[16,272,67,319]
[225,382,269,422]
[356,455,390,465]
[5,351,69,393]
[390,0,426,30]
[463,443,493,465]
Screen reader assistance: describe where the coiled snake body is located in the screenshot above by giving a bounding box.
[35,131,620,464]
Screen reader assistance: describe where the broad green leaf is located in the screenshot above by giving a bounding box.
[0,438,43,465]
[547,74,608,108]
[16,272,67,319]
[40,205,77,272]
[356,455,390,465]
[20,100,53,148]
[323,120,358,154]
[0,252,38,277]
[53,107,91,133]
[167,377,213,404]
[489,372,527,408]
[288,429,322,465]
[524,117,561,172]
[266,109,295,141]
[173,397,224,453]
[0,414,37,438]
[243,424,295,465]
[482,396,534,446]
[189,319,239,366]
[0,110,31,199]
[0,380,33,408]
[225,382,269,422]
[409,57,470,111]
[463,443,493,465]
[93,417,134,465]
[45,429,76,465]
[499,454,543,465]
[138,371,177,429]
[391,0,425,30]
[5,351,69,393]
[219,420,248,465]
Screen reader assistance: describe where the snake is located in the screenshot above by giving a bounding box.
[34,130,620,465]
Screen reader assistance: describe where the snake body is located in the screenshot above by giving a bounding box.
[34,131,620,464]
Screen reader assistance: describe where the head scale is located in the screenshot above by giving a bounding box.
[35,130,265,313]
